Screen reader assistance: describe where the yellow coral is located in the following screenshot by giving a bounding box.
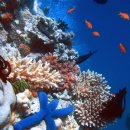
[7,56,63,91]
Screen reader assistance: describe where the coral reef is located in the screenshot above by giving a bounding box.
[0,55,11,83]
[7,56,63,92]
[72,70,113,129]
[24,14,74,46]
[42,53,80,92]
[16,89,32,116]
[54,43,79,62]
[19,43,31,56]
[0,80,16,130]
[0,0,127,130]
[57,18,69,31]
[12,79,32,94]
[0,12,13,25]
[14,91,74,130]
[58,115,79,130]
[0,43,19,59]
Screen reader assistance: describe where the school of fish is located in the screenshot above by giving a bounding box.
[66,3,129,54]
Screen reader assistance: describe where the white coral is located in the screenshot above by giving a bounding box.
[7,56,63,90]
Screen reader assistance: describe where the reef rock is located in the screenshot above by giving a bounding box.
[23,8,74,47]
[16,89,32,116]
[0,80,16,130]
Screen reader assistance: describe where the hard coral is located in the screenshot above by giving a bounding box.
[7,56,63,92]
[42,53,80,92]
[19,43,31,56]
[73,70,113,129]
[72,70,111,100]
[0,12,13,25]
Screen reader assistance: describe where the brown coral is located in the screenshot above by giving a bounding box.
[19,43,31,56]
[0,12,13,25]
[41,53,80,92]
[7,56,63,92]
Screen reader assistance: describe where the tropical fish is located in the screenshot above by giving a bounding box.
[85,20,93,29]
[76,50,97,64]
[67,7,75,14]
[119,12,130,20]
[119,43,126,54]
[92,31,100,37]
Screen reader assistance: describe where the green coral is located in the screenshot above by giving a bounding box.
[12,79,32,93]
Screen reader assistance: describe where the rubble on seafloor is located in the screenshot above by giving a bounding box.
[0,0,127,130]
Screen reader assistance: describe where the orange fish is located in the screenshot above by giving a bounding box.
[92,31,100,37]
[119,43,126,54]
[119,12,130,20]
[67,7,75,14]
[85,20,93,29]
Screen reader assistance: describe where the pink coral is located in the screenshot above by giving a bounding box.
[42,53,80,92]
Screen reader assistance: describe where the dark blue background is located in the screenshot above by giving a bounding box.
[40,0,130,129]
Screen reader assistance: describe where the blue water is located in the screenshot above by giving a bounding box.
[41,0,130,129]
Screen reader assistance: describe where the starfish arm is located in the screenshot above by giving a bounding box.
[51,105,74,118]
[44,116,56,130]
[14,91,47,130]
[48,99,59,111]
[13,109,45,130]
[38,91,48,109]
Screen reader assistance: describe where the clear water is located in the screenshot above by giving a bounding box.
[42,0,130,130]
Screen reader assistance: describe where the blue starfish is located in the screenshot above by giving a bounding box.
[13,91,74,130]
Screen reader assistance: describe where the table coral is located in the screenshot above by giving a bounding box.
[13,91,74,130]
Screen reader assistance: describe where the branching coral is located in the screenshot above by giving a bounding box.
[72,70,111,100]
[7,56,63,92]
[54,43,79,62]
[72,70,113,129]
[42,53,80,92]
